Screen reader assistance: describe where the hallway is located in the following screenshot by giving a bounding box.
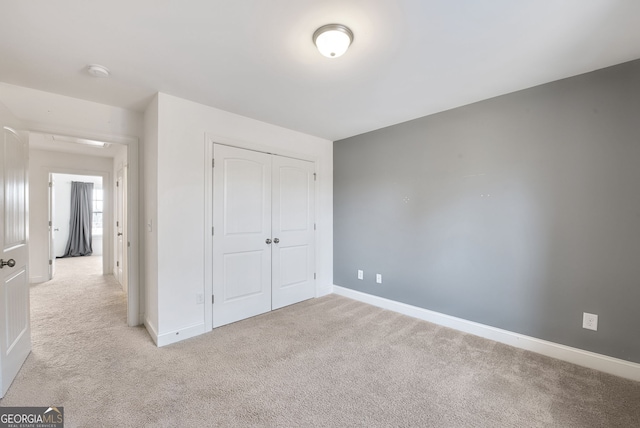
[0,255,149,419]
[36,256,126,326]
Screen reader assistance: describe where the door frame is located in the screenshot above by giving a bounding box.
[28,125,141,327]
[115,165,128,292]
[48,172,55,280]
[204,134,319,332]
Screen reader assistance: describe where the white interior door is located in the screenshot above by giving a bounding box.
[0,126,31,397]
[271,155,315,310]
[48,173,55,279]
[115,167,127,292]
[212,144,272,328]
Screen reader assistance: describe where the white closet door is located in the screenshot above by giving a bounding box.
[213,144,272,328]
[271,155,315,310]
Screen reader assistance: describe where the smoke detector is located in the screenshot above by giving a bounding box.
[87,64,110,78]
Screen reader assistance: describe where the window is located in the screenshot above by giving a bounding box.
[93,188,103,232]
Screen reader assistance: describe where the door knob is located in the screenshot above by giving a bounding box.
[273,238,280,244]
[117,233,123,236]
[0,259,16,268]
[265,238,272,244]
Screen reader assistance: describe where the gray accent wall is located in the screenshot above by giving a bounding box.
[334,59,640,363]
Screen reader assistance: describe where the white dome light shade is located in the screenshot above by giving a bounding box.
[313,24,354,58]
[87,64,110,78]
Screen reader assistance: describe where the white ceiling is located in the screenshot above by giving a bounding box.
[1,0,639,141]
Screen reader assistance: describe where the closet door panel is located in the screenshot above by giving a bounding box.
[213,145,272,328]
[271,155,315,310]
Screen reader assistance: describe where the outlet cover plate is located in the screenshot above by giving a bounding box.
[583,312,598,331]
[357,270,363,280]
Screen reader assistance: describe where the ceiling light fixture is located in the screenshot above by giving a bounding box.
[86,64,110,78]
[313,24,354,58]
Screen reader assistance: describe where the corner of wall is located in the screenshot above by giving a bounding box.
[143,317,159,346]
[316,284,333,297]
[142,93,159,332]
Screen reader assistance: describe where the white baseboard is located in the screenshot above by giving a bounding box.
[333,285,640,382]
[156,322,206,347]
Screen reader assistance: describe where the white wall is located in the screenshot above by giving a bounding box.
[52,173,103,257]
[145,93,333,346]
[29,150,112,283]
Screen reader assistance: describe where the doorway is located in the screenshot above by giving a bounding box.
[28,131,135,324]
[49,173,104,279]
[211,144,316,328]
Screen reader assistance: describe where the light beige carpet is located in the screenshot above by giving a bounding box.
[1,256,639,427]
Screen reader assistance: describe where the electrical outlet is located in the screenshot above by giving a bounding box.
[583,312,598,331]
[357,270,363,280]
[196,293,204,304]
[376,274,382,284]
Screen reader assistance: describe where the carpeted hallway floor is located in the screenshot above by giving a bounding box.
[1,255,639,427]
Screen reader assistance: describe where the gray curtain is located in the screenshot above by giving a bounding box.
[63,181,94,257]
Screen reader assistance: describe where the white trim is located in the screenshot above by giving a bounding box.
[333,285,640,382]
[156,323,206,347]
[203,137,213,333]
[125,141,140,327]
[205,133,318,163]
